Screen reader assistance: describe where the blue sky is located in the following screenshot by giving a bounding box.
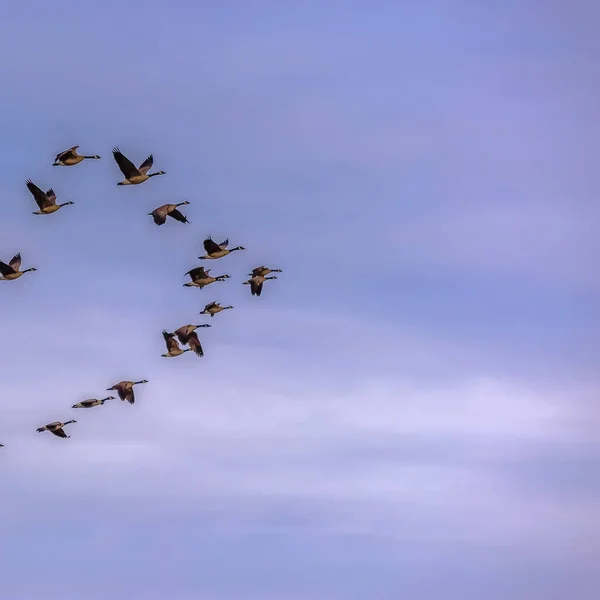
[0,1,598,598]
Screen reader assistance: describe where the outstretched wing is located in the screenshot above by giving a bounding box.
[46,188,56,202]
[186,266,209,281]
[218,239,229,249]
[162,330,178,352]
[168,208,188,223]
[250,277,264,297]
[187,332,204,357]
[55,146,79,162]
[26,179,54,209]
[112,147,140,178]
[203,236,221,254]
[204,301,218,310]
[8,253,21,271]
[50,427,68,438]
[138,154,154,175]
[251,266,266,277]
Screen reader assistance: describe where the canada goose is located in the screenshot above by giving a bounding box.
[107,380,148,405]
[0,253,37,281]
[161,330,190,357]
[170,324,211,346]
[183,266,230,289]
[72,396,116,409]
[53,145,101,166]
[187,331,204,357]
[243,275,278,297]
[148,201,190,225]
[26,179,74,215]
[198,236,245,260]
[200,301,233,317]
[112,147,166,185]
[248,266,283,277]
[37,420,76,438]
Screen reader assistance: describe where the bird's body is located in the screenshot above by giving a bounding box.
[183,266,230,289]
[53,145,101,166]
[26,179,74,215]
[37,420,76,438]
[171,324,211,346]
[161,330,190,357]
[149,201,190,225]
[198,236,245,260]
[0,253,37,281]
[248,266,283,278]
[72,396,116,409]
[243,275,278,297]
[200,301,233,317]
[107,380,148,404]
[112,147,166,185]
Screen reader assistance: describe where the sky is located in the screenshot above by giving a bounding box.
[0,1,598,598]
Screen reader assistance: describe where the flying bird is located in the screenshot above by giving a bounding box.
[107,380,148,405]
[169,324,211,346]
[183,266,230,289]
[0,253,37,281]
[37,420,77,438]
[148,201,190,225]
[72,396,116,409]
[161,330,190,357]
[26,179,74,215]
[198,236,245,260]
[112,147,166,185]
[248,266,282,277]
[53,145,101,166]
[200,301,233,317]
[243,274,278,297]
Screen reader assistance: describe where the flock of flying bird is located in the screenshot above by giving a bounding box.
[0,145,282,443]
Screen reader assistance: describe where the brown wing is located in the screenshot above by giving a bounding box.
[203,237,221,254]
[0,260,16,277]
[55,146,78,161]
[8,253,21,271]
[112,147,140,178]
[50,427,68,438]
[218,239,229,249]
[26,179,54,209]
[151,209,167,225]
[251,266,267,277]
[186,266,209,281]
[168,208,188,223]
[204,301,218,310]
[187,332,204,357]
[250,277,264,297]
[46,188,57,202]
[162,330,179,352]
[138,154,154,175]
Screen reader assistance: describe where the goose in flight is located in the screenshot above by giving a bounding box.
[169,324,211,346]
[183,266,230,289]
[198,236,245,260]
[72,396,116,409]
[112,147,166,185]
[248,266,282,277]
[161,330,190,357]
[200,301,233,317]
[53,145,101,166]
[0,253,37,281]
[26,179,74,215]
[243,274,278,297]
[107,380,148,405]
[148,201,190,225]
[37,420,77,438]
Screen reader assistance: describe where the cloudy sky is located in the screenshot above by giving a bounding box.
[0,1,597,598]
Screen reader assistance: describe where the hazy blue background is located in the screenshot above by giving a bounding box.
[0,1,598,598]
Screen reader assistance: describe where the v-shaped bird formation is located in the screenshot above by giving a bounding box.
[0,144,284,447]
